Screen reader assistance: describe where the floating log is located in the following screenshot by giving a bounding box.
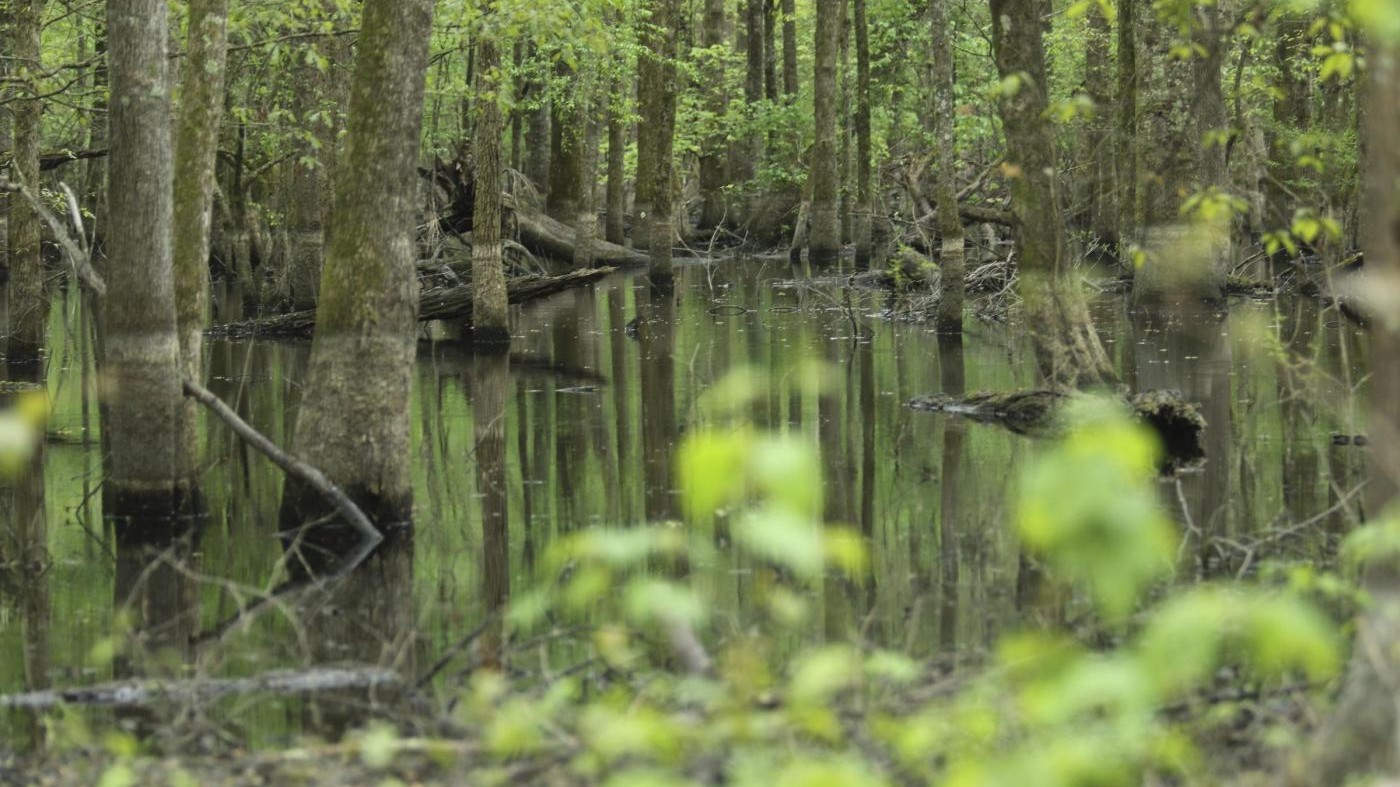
[908,388,1206,465]
[207,267,616,340]
[0,667,400,709]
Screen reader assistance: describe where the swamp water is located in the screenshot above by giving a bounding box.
[0,256,1369,749]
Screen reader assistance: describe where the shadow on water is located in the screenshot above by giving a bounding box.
[0,255,1370,748]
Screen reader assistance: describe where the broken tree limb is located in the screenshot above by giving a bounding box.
[183,379,382,545]
[206,267,616,339]
[0,177,106,296]
[0,666,400,709]
[908,388,1206,466]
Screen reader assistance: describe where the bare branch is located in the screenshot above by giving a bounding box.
[0,177,107,296]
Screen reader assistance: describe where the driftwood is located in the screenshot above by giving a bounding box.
[514,208,649,267]
[183,380,381,544]
[908,388,1206,465]
[206,267,616,339]
[0,667,400,709]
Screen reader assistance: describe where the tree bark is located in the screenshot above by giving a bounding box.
[852,0,873,267]
[698,0,730,230]
[1306,33,1400,784]
[763,0,779,101]
[523,44,550,194]
[547,61,582,222]
[988,0,1114,389]
[605,77,628,245]
[781,0,798,97]
[103,0,188,516]
[809,0,842,265]
[7,0,46,371]
[172,0,229,475]
[929,0,965,332]
[280,0,435,528]
[472,35,509,346]
[1116,0,1138,247]
[639,0,680,288]
[574,82,604,268]
[1084,8,1116,243]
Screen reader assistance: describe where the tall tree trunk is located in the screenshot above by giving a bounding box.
[1084,8,1116,243]
[523,45,550,194]
[852,0,873,267]
[472,34,509,346]
[809,0,842,265]
[1265,14,1310,241]
[574,80,605,267]
[763,0,779,101]
[172,0,230,476]
[988,0,1114,389]
[0,5,10,280]
[930,0,964,332]
[7,0,46,371]
[605,76,628,245]
[1190,2,1228,284]
[103,0,188,516]
[698,0,730,230]
[1306,32,1400,784]
[547,62,583,222]
[280,0,435,527]
[781,0,798,97]
[1116,0,1138,248]
[639,0,680,288]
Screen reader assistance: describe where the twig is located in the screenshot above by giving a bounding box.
[182,379,382,546]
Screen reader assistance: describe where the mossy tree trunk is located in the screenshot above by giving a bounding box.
[809,0,841,265]
[605,76,628,245]
[472,32,509,346]
[280,0,435,528]
[7,0,46,371]
[547,61,582,223]
[1116,0,1138,248]
[103,0,188,517]
[697,0,730,230]
[639,0,680,288]
[781,0,797,97]
[523,44,550,193]
[930,0,964,332]
[1306,33,1400,784]
[1084,8,1115,244]
[172,0,229,476]
[988,0,1115,389]
[574,80,604,268]
[852,0,873,268]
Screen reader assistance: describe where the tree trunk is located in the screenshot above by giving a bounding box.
[698,0,730,230]
[639,0,680,288]
[523,45,550,194]
[172,0,229,476]
[605,77,628,245]
[988,0,1114,389]
[852,0,873,267]
[809,0,842,265]
[763,0,778,101]
[7,0,46,371]
[547,61,582,222]
[1084,8,1115,243]
[1116,0,1137,248]
[280,0,435,528]
[929,0,964,332]
[1306,33,1400,784]
[781,0,798,97]
[574,80,604,267]
[1265,14,1310,241]
[103,0,188,516]
[472,36,509,346]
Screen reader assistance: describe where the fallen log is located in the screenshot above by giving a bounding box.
[0,667,400,709]
[908,388,1206,466]
[514,208,649,267]
[207,267,616,339]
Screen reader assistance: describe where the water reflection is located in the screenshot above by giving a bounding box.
[0,260,1372,747]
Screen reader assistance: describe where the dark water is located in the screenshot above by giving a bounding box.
[0,257,1369,748]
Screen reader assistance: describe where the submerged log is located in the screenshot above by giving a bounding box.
[207,267,616,339]
[908,388,1206,465]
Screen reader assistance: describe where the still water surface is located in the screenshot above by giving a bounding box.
[0,256,1369,747]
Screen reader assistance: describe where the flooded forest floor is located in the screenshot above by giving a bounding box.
[0,248,1369,784]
